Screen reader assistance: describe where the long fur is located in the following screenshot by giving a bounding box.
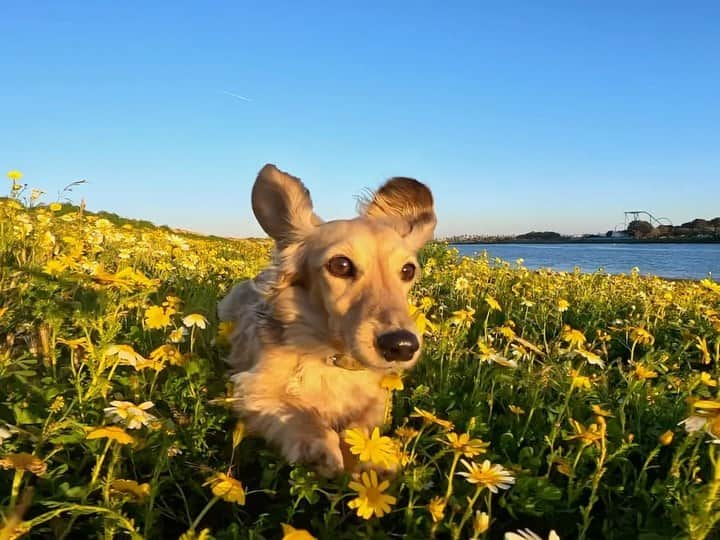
[219,164,436,476]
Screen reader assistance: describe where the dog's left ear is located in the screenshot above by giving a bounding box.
[361,177,436,250]
[252,164,323,247]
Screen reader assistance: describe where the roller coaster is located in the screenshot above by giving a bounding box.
[624,211,673,228]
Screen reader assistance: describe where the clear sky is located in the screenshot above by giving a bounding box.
[2,1,718,238]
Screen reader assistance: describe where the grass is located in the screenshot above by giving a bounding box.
[1,179,720,539]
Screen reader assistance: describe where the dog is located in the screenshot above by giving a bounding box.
[218,164,436,476]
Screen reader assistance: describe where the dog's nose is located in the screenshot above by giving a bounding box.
[376,330,419,362]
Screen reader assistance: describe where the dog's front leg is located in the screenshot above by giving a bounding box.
[284,418,344,477]
[243,405,344,477]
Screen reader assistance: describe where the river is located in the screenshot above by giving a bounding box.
[452,243,719,280]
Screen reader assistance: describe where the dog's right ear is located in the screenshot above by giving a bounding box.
[360,177,436,251]
[252,164,323,245]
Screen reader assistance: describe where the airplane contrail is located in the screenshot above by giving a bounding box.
[221,90,252,102]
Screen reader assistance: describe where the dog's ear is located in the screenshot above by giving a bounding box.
[252,164,323,245]
[361,177,436,250]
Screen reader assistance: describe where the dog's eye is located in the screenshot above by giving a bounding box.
[327,256,355,278]
[400,263,416,281]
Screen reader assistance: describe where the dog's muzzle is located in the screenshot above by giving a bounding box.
[376,330,419,362]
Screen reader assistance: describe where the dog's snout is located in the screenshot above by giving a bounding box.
[376,330,419,362]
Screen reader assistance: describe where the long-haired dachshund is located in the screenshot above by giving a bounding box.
[218,164,436,476]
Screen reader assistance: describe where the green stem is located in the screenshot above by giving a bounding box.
[89,439,113,490]
[454,485,484,540]
[25,504,142,539]
[444,452,461,501]
[9,469,24,509]
[190,496,220,531]
[143,445,169,537]
[103,444,121,506]
[544,388,576,479]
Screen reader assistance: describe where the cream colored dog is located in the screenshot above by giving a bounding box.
[218,164,436,476]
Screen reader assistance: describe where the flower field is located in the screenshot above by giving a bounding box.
[1,173,720,539]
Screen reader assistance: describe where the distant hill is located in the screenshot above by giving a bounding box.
[2,198,236,242]
[627,217,720,240]
[516,231,563,241]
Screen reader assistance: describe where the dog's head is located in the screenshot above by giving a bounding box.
[252,164,436,372]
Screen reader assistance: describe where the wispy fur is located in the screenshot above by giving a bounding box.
[218,164,436,476]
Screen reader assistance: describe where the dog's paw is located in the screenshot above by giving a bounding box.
[290,431,344,478]
[306,432,344,477]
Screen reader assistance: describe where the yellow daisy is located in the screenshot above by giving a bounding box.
[590,405,614,418]
[630,326,655,346]
[454,276,469,291]
[43,259,68,275]
[110,479,151,501]
[0,453,47,476]
[634,364,658,380]
[411,407,454,430]
[473,511,490,535]
[457,459,515,493]
[409,303,436,335]
[183,313,208,329]
[169,327,188,343]
[86,426,135,445]
[561,326,586,349]
[485,295,502,312]
[149,344,184,366]
[509,404,526,416]
[450,307,475,327]
[658,430,674,446]
[144,305,172,329]
[343,427,398,467]
[427,496,446,523]
[569,369,592,390]
[394,426,419,441]
[179,529,212,540]
[565,419,604,448]
[443,432,489,458]
[281,524,316,540]
[380,373,404,391]
[204,472,246,505]
[347,470,396,519]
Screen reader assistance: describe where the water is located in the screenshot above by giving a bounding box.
[452,243,720,280]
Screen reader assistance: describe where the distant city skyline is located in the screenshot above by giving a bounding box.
[2,2,718,238]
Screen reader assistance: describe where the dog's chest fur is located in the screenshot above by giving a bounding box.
[285,357,386,430]
[231,347,386,432]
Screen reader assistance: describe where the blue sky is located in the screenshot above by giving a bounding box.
[2,1,718,237]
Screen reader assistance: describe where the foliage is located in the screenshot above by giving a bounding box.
[627,220,654,239]
[515,231,563,241]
